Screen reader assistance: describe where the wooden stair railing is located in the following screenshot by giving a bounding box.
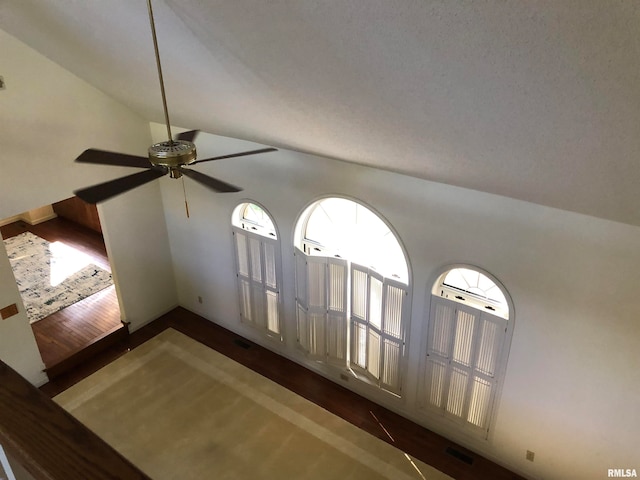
[0,360,150,480]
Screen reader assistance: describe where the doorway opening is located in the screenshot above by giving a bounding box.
[0,197,125,378]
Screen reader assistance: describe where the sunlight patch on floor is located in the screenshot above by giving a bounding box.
[49,241,92,287]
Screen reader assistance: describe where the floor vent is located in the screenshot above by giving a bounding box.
[445,446,475,465]
[233,339,251,349]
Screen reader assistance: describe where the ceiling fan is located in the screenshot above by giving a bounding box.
[73,0,277,205]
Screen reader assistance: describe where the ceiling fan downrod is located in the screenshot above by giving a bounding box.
[147,0,173,143]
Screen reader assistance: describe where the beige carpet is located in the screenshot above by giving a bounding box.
[55,329,453,480]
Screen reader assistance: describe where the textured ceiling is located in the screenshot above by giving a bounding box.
[1,1,639,225]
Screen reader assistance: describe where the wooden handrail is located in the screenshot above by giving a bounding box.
[0,360,150,480]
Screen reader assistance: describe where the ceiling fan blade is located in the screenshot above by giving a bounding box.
[179,167,241,193]
[175,130,199,143]
[192,147,278,165]
[76,149,151,169]
[74,168,167,204]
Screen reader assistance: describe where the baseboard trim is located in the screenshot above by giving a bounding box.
[0,215,23,227]
[0,212,58,227]
[27,213,58,226]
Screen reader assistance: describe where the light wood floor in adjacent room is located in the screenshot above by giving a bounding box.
[1,217,122,369]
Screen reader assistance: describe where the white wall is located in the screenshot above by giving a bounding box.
[98,183,178,331]
[0,28,177,380]
[0,28,152,218]
[0,239,46,386]
[157,126,640,480]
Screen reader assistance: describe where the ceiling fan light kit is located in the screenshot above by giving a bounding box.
[72,0,277,204]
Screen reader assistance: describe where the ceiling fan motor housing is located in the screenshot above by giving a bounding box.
[148,140,197,173]
[73,0,273,203]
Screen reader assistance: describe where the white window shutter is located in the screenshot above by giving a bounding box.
[307,257,326,312]
[424,298,456,409]
[266,290,279,335]
[294,247,308,309]
[350,263,407,394]
[383,282,405,338]
[262,240,280,335]
[238,279,252,322]
[251,284,267,329]
[424,296,506,434]
[466,312,506,430]
[474,312,504,377]
[350,263,370,372]
[234,230,252,324]
[351,321,367,369]
[368,272,383,330]
[263,242,278,289]
[379,278,407,394]
[296,303,309,352]
[351,264,368,321]
[250,236,266,330]
[233,227,282,339]
[367,328,381,379]
[308,312,325,359]
[235,232,249,277]
[249,237,262,283]
[294,247,310,351]
[442,303,480,423]
[306,255,327,360]
[326,257,348,365]
[381,337,402,392]
[294,248,328,360]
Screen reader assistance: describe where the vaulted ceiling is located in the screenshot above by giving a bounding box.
[1,1,639,226]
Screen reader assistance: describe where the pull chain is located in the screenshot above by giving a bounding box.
[182,176,190,218]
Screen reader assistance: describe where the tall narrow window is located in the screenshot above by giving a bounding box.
[294,197,410,396]
[420,266,512,438]
[232,203,282,341]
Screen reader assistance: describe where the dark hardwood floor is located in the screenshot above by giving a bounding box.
[1,217,123,371]
[41,307,525,480]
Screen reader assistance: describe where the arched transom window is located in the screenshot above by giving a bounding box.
[233,202,277,238]
[300,197,408,284]
[294,197,410,396]
[435,267,508,319]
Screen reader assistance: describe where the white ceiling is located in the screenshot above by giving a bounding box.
[1,1,639,226]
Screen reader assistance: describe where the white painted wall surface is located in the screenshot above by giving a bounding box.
[0,238,46,386]
[0,28,151,218]
[156,126,640,480]
[0,29,176,378]
[98,184,178,331]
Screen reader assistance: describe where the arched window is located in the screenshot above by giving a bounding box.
[232,202,282,341]
[235,203,277,238]
[300,197,408,283]
[420,266,512,438]
[294,197,410,396]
